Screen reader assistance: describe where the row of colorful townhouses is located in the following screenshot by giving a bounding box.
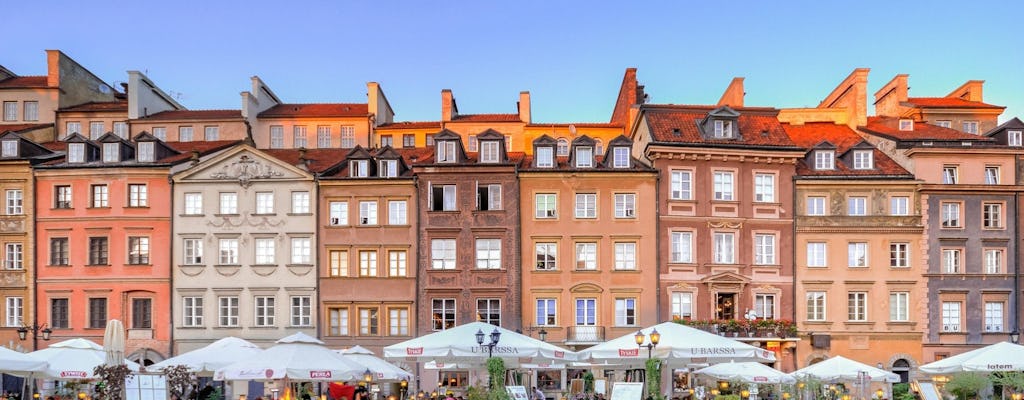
[3,51,1023,384]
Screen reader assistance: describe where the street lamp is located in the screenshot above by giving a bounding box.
[475,327,502,358]
[400,380,409,400]
[17,323,52,350]
[876,389,884,399]
[740,390,749,399]
[538,329,548,342]
[1010,329,1020,344]
[364,369,374,384]
[634,328,660,358]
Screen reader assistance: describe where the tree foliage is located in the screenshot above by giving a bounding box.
[944,372,989,400]
[93,365,131,400]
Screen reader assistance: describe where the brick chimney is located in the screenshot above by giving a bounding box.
[816,68,870,128]
[441,89,456,122]
[518,91,531,123]
[873,74,910,118]
[717,77,745,108]
[946,80,985,102]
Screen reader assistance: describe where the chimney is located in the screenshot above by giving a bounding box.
[947,80,985,102]
[717,77,745,107]
[45,50,61,88]
[368,81,380,119]
[297,147,310,170]
[441,89,456,122]
[518,91,531,123]
[873,74,910,118]
[816,68,870,128]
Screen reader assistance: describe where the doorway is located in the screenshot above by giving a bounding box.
[716,293,736,320]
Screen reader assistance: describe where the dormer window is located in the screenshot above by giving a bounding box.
[103,143,120,163]
[556,139,569,156]
[899,119,914,131]
[713,120,734,138]
[350,160,368,177]
[480,141,500,163]
[437,141,457,163]
[852,150,873,170]
[536,147,554,168]
[612,147,630,168]
[137,142,155,162]
[575,146,593,168]
[1,140,16,157]
[1010,131,1022,147]
[379,160,398,178]
[68,143,85,163]
[814,150,834,170]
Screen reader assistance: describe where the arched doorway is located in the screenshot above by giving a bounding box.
[128,348,164,366]
[892,359,911,383]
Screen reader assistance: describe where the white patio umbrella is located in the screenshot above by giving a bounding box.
[383,322,576,366]
[0,346,48,373]
[103,319,125,366]
[214,332,364,381]
[337,346,412,382]
[918,341,1024,374]
[789,356,899,383]
[695,361,795,384]
[578,321,776,367]
[24,338,140,380]
[151,337,264,376]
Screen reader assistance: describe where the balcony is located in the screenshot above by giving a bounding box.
[565,325,604,344]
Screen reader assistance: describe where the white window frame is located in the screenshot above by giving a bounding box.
[806,292,826,321]
[985,302,1004,332]
[480,141,500,163]
[713,232,735,264]
[137,142,155,162]
[254,238,276,264]
[713,171,734,201]
[942,301,961,332]
[890,242,910,268]
[293,126,307,148]
[535,193,556,218]
[535,243,557,270]
[291,238,312,264]
[807,242,827,267]
[329,201,348,225]
[218,296,239,327]
[290,296,312,327]
[536,147,554,168]
[128,184,147,207]
[317,125,332,148]
[983,202,1003,228]
[1,140,17,157]
[184,193,203,215]
[179,126,194,142]
[853,150,873,169]
[1009,130,1022,147]
[291,191,310,214]
[754,173,774,202]
[431,239,456,270]
[340,125,355,148]
[814,150,835,170]
[254,296,276,327]
[183,238,203,264]
[437,141,457,163]
[612,147,630,168]
[574,193,596,218]
[359,201,378,225]
[182,297,203,327]
[204,126,219,141]
[218,238,238,265]
[848,196,867,216]
[613,242,636,270]
[848,292,868,321]
[102,143,119,162]
[943,248,962,273]
[575,146,593,168]
[219,192,238,214]
[536,298,557,326]
[68,143,85,163]
[890,196,909,216]
[4,243,23,270]
[943,166,958,184]
[985,249,1003,274]
[941,202,961,228]
[985,166,1000,185]
[670,170,692,200]
[575,242,597,270]
[848,242,868,267]
[270,126,284,148]
[5,296,24,327]
[475,239,501,270]
[379,159,398,177]
[754,233,776,265]
[432,298,456,330]
[614,298,637,326]
[889,292,909,322]
[671,292,692,320]
[255,191,274,214]
[670,232,693,263]
[2,102,16,121]
[755,294,775,319]
[388,200,407,225]
[6,189,23,215]
[23,101,38,121]
[613,193,636,218]
[807,196,826,216]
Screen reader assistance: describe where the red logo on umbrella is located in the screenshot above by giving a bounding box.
[407,347,424,355]
[60,371,87,378]
[554,351,564,358]
[265,369,274,379]
[618,349,640,357]
[310,371,332,379]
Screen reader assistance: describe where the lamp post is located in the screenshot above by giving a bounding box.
[476,327,502,358]
[16,323,52,350]
[1010,329,1020,344]
[538,329,548,342]
[400,380,408,400]
[633,328,660,358]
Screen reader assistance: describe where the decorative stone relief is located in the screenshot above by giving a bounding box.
[207,215,285,229]
[209,155,283,188]
[0,219,24,232]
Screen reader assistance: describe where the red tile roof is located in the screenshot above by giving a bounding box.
[905,97,1004,109]
[59,101,128,113]
[258,103,369,118]
[861,116,994,141]
[642,105,798,148]
[376,121,443,130]
[0,76,49,89]
[161,140,242,164]
[783,122,911,177]
[40,141,67,152]
[0,123,53,134]
[526,122,623,128]
[141,110,243,121]
[263,148,352,173]
[452,113,521,122]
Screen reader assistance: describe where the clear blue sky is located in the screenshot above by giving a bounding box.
[2,1,1021,124]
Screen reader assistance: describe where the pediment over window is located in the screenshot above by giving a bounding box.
[569,135,596,168]
[475,129,507,163]
[0,131,56,160]
[432,129,466,163]
[132,131,179,162]
[97,132,135,162]
[532,134,557,168]
[699,106,741,139]
[570,282,604,294]
[700,271,750,285]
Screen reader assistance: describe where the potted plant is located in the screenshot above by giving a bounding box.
[723,320,742,337]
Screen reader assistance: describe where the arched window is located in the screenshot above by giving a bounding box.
[892,359,911,383]
[556,138,569,156]
[595,139,604,155]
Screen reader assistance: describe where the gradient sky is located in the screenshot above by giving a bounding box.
[3,1,1021,124]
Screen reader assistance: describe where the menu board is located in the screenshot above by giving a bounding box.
[506,386,529,400]
[126,374,168,400]
[610,382,644,400]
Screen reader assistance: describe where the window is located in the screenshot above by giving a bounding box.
[219,193,238,214]
[535,243,557,270]
[293,126,307,148]
[985,166,1000,185]
[218,296,239,327]
[575,147,593,168]
[943,249,962,273]
[575,193,596,218]
[291,296,312,327]
[942,166,958,184]
[113,122,128,138]
[890,243,909,268]
[670,171,692,200]
[91,185,108,208]
[183,238,203,264]
[204,126,219,141]
[102,143,119,162]
[755,294,775,319]
[3,243,22,270]
[50,298,69,329]
[359,201,377,225]
[713,120,733,137]
[270,126,284,149]
[328,307,349,336]
[983,202,1003,228]
[388,200,407,225]
[853,150,873,169]
[254,296,276,327]
[814,151,835,169]
[350,160,368,177]
[612,147,630,168]
[184,193,203,215]
[985,249,1003,274]
[89,298,107,328]
[670,232,693,263]
[89,122,105,139]
[128,237,149,264]
[50,238,69,265]
[23,101,38,121]
[291,192,310,214]
[218,239,239,264]
[754,234,776,265]
[4,190,21,216]
[806,292,826,321]
[4,297,22,327]
[55,185,72,209]
[962,121,979,134]
[152,127,167,141]
[254,238,275,264]
[754,173,775,202]
[132,298,152,329]
[555,138,569,156]
[480,141,500,163]
[254,192,274,214]
[430,184,457,211]
[425,134,434,146]
[476,239,501,269]
[380,135,393,148]
[941,302,961,332]
[431,239,456,269]
[535,194,556,218]
[402,134,415,148]
[68,143,85,163]
[889,292,909,322]
[935,120,952,128]
[89,237,109,265]
[807,242,827,267]
[536,298,557,326]
[128,184,147,207]
[614,193,636,218]
[575,298,597,326]
[847,197,867,216]
[316,126,331,148]
[389,308,409,336]
[477,299,501,326]
[359,250,377,276]
[941,202,961,228]
[477,184,501,211]
[437,141,456,163]
[613,242,636,270]
[179,126,194,142]
[340,126,355,148]
[291,238,312,264]
[898,119,914,131]
[671,293,692,319]
[536,147,554,168]
[1009,130,1022,147]
[713,232,735,264]
[807,196,826,215]
[848,292,867,321]
[183,297,203,327]
[432,298,456,330]
[615,298,636,326]
[848,242,868,267]
[379,159,398,177]
[985,302,1004,332]
[329,250,348,276]
[576,242,597,270]
[137,142,154,162]
[389,250,407,277]
[329,201,347,225]
[66,122,81,136]
[1,140,16,157]
[712,171,734,200]
[890,196,909,216]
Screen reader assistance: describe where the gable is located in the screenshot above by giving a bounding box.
[173,145,311,185]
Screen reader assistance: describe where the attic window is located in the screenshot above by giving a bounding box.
[480,141,500,163]
[1,140,16,157]
[137,142,155,162]
[852,150,873,170]
[814,150,834,170]
[1009,130,1022,147]
[899,119,914,131]
[68,143,85,163]
[922,141,934,146]
[556,139,569,156]
[379,160,398,178]
[103,143,120,163]
[536,147,554,168]
[437,141,457,163]
[713,120,734,138]
[612,147,630,168]
[672,128,681,136]
[575,146,593,168]
[961,142,972,147]
[350,160,368,177]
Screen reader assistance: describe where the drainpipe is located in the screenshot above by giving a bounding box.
[1015,193,1020,335]
[791,174,798,368]
[314,173,322,340]
[168,174,175,358]
[653,163,662,322]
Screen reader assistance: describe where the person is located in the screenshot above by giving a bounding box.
[533,387,545,400]
[445,393,455,400]
[198,384,214,400]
